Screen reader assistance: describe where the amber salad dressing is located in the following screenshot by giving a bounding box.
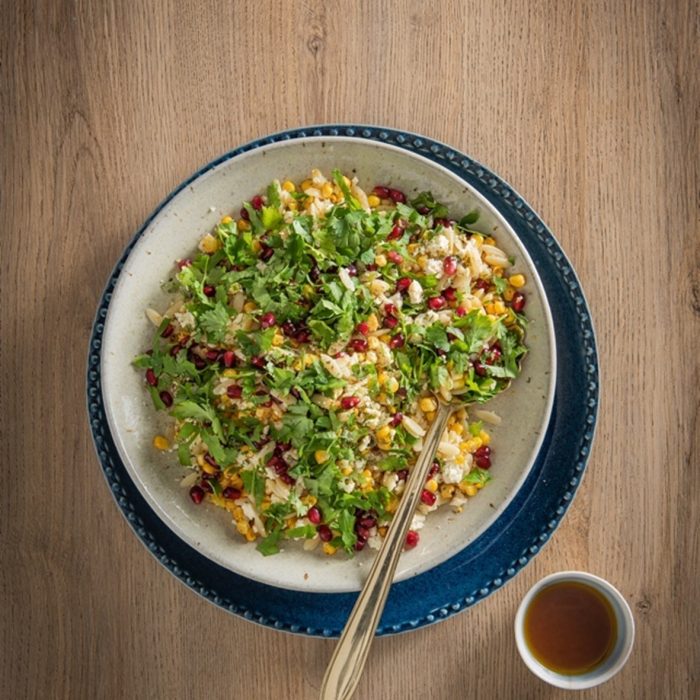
[523,581,617,674]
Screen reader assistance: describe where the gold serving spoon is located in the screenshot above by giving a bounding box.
[320,396,459,700]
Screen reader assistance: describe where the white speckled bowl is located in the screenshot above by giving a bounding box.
[101,137,556,593]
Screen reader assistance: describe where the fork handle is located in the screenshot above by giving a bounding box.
[320,403,453,700]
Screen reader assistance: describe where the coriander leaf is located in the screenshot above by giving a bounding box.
[199,302,229,342]
[463,467,492,486]
[458,210,480,227]
[241,468,265,505]
[410,191,449,219]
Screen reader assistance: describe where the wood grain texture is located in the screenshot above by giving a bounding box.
[1,1,698,698]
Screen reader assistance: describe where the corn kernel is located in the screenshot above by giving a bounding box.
[314,450,329,464]
[476,481,485,490]
[201,461,218,475]
[455,454,465,465]
[465,484,478,497]
[471,233,484,246]
[221,215,234,225]
[407,243,419,254]
[304,353,317,367]
[367,194,381,208]
[452,423,464,435]
[301,179,313,191]
[440,484,456,499]
[464,437,483,452]
[419,397,437,413]
[385,496,398,514]
[426,478,439,493]
[321,182,334,199]
[485,237,496,246]
[282,180,295,193]
[237,219,250,231]
[236,520,249,536]
[455,408,467,421]
[272,331,284,346]
[199,233,220,254]
[375,254,387,267]
[484,302,497,315]
[376,392,388,404]
[416,255,428,269]
[479,430,491,446]
[509,274,526,288]
[153,435,170,451]
[341,466,353,477]
[493,300,506,315]
[322,542,337,556]
[503,286,515,301]
[292,359,303,371]
[386,377,399,393]
[361,468,372,480]
[366,313,379,331]
[243,301,257,313]
[245,530,256,542]
[287,200,298,211]
[378,525,388,537]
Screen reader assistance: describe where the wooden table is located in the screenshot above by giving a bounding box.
[2,1,697,698]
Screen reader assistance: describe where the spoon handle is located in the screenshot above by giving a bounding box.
[320,403,453,700]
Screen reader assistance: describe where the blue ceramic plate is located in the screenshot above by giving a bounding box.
[87,125,598,636]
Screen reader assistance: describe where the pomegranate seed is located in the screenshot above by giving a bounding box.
[455,306,467,317]
[474,362,487,377]
[405,530,419,548]
[307,506,322,525]
[474,445,492,469]
[295,329,311,343]
[354,322,369,336]
[317,524,333,542]
[485,347,502,365]
[239,207,250,221]
[199,480,213,493]
[222,350,236,368]
[223,486,241,500]
[203,285,216,297]
[275,441,292,453]
[259,244,274,262]
[145,369,157,386]
[358,513,377,529]
[443,256,458,276]
[389,188,406,204]
[511,291,526,313]
[346,264,358,277]
[161,323,174,338]
[170,344,181,357]
[251,194,264,210]
[384,303,398,317]
[387,250,403,265]
[428,461,440,478]
[474,278,490,291]
[389,412,403,427]
[309,264,321,282]
[443,286,457,302]
[384,315,398,329]
[365,263,378,272]
[251,356,265,369]
[421,489,437,506]
[396,277,412,293]
[349,338,368,352]
[227,385,242,398]
[159,390,173,407]
[355,539,366,551]
[427,296,446,310]
[340,396,360,410]
[205,348,219,361]
[267,454,289,473]
[372,185,391,198]
[280,472,296,485]
[193,356,206,370]
[388,224,404,241]
[417,206,430,214]
[355,525,370,541]
[189,485,205,504]
[281,320,296,337]
[434,218,453,228]
[396,469,409,481]
[176,258,192,270]
[389,334,405,349]
[203,454,219,469]
[260,312,276,329]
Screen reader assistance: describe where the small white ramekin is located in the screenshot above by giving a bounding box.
[514,571,635,690]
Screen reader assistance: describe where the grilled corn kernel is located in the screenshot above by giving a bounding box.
[243,301,257,313]
[376,426,393,443]
[416,255,428,269]
[367,194,381,208]
[321,182,334,199]
[300,179,313,191]
[484,236,496,245]
[440,484,456,499]
[282,180,295,193]
[419,397,437,413]
[245,530,257,542]
[465,484,478,497]
[503,286,515,301]
[479,430,491,446]
[361,468,372,481]
[385,496,399,514]
[377,372,387,385]
[322,543,337,556]
[271,331,284,347]
[199,233,220,254]
[301,494,317,506]
[455,408,467,421]
[304,353,317,367]
[386,377,399,393]
[464,437,483,452]
[201,461,218,475]
[314,450,329,464]
[237,219,250,231]
[366,313,379,331]
[424,411,435,422]
[407,243,419,254]
[484,302,497,315]
[153,435,170,451]
[508,274,526,288]
[221,215,233,224]
[287,200,298,211]
[451,423,464,435]
[341,466,353,477]
[493,300,506,315]
[375,254,387,267]
[292,359,303,371]
[425,479,439,493]
[471,233,484,246]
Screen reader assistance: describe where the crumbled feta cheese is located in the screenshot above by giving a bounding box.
[441,462,464,484]
[174,311,195,330]
[408,279,424,304]
[427,234,450,256]
[423,258,443,276]
[411,513,426,531]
